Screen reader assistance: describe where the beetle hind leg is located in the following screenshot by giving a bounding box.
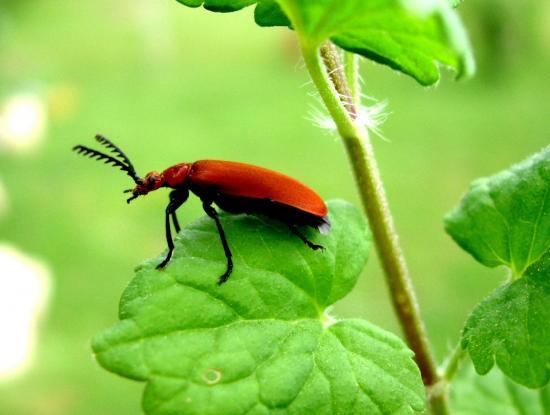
[202,202,234,285]
[288,224,324,251]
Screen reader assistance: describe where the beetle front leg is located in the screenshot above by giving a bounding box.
[169,189,185,233]
[156,207,175,269]
[202,202,233,285]
[171,211,181,233]
[157,189,188,269]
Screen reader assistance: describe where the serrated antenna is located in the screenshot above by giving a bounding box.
[73,136,142,184]
[94,134,139,182]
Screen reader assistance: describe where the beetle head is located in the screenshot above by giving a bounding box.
[125,171,165,203]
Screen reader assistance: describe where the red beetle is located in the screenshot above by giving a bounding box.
[74,135,330,284]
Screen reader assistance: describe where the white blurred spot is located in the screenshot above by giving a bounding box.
[133,0,175,66]
[0,244,51,380]
[0,93,47,154]
[356,99,390,141]
[322,306,337,328]
[401,0,440,16]
[308,99,390,141]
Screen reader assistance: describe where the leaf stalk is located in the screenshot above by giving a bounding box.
[441,342,466,382]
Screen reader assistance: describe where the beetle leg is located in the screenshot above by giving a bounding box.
[170,202,182,233]
[157,190,188,269]
[171,210,181,233]
[202,202,233,285]
[288,224,325,251]
[156,207,175,269]
[169,189,187,233]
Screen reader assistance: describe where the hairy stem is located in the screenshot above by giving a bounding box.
[301,40,446,411]
[320,46,357,118]
[343,51,361,106]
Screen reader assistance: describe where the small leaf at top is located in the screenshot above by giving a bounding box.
[173,0,474,86]
[257,0,474,85]
[445,147,550,388]
[92,200,425,414]
[176,0,256,12]
[445,146,550,275]
[451,363,550,415]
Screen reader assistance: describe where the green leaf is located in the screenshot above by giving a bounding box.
[451,363,550,415]
[173,0,474,86]
[92,200,425,414]
[262,0,474,85]
[175,0,256,13]
[445,147,550,275]
[462,251,550,388]
[445,147,550,388]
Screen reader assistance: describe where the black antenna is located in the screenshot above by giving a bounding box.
[73,136,141,184]
[94,134,139,181]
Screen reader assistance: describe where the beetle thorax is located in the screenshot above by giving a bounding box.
[162,163,191,188]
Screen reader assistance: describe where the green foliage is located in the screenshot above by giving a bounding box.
[174,0,474,86]
[176,0,255,12]
[92,200,425,414]
[445,147,549,275]
[445,147,550,388]
[451,363,550,415]
[461,252,550,388]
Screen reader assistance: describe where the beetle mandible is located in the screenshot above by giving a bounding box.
[73,134,330,284]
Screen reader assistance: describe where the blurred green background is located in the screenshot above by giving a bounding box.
[0,0,548,413]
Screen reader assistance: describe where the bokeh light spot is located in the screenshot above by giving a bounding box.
[0,244,51,380]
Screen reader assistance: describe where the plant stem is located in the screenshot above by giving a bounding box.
[343,51,360,106]
[428,384,452,415]
[320,47,357,118]
[301,40,446,411]
[442,342,466,382]
[428,341,467,412]
[428,383,453,414]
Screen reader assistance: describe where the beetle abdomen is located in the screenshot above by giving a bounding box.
[211,194,331,233]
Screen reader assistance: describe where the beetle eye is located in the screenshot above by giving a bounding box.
[148,176,156,187]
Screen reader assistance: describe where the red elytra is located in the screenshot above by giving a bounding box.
[163,160,328,217]
[74,135,330,284]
